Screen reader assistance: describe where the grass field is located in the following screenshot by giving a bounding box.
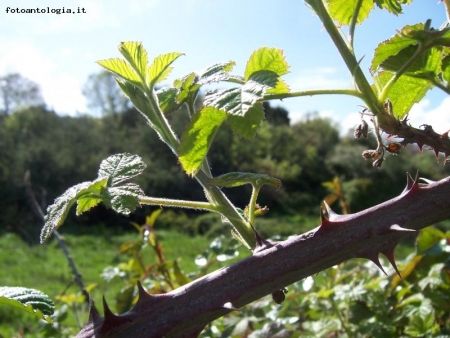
[0,228,228,338]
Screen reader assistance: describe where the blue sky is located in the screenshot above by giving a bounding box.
[1,0,448,133]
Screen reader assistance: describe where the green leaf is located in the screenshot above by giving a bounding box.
[97,58,143,88]
[0,287,54,323]
[156,87,181,114]
[266,78,290,95]
[208,172,282,189]
[416,226,445,254]
[325,0,374,26]
[148,52,184,87]
[380,45,442,79]
[40,178,108,243]
[77,177,108,214]
[371,24,422,72]
[118,41,149,84]
[373,71,431,119]
[244,47,289,80]
[204,70,277,116]
[441,54,450,84]
[227,102,265,139]
[374,0,412,15]
[98,153,147,187]
[101,183,144,215]
[198,61,237,84]
[179,107,227,176]
[175,72,198,103]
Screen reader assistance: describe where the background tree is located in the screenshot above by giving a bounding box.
[0,73,44,115]
[82,71,131,117]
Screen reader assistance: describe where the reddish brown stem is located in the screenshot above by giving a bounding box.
[77,175,450,337]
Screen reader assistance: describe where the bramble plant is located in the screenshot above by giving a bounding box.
[30,0,450,336]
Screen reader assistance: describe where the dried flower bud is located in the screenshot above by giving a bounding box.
[385,142,401,155]
[354,119,369,139]
[362,150,381,160]
[373,157,384,167]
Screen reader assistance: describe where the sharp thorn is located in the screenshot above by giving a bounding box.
[390,224,415,232]
[88,297,102,322]
[102,296,116,321]
[381,249,402,278]
[322,201,340,221]
[419,177,435,184]
[358,252,387,276]
[137,280,150,301]
[222,302,239,311]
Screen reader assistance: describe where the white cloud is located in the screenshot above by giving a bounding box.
[0,42,86,115]
[290,67,352,90]
[408,98,450,134]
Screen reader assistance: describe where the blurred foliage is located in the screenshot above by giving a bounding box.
[2,99,449,240]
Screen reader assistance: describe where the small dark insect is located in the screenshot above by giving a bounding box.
[271,288,288,304]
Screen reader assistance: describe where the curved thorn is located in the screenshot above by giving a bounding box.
[88,297,102,322]
[419,177,435,184]
[390,224,415,232]
[222,302,239,311]
[381,249,401,278]
[357,252,387,276]
[102,296,116,321]
[322,201,340,221]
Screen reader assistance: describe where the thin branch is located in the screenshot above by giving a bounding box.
[24,174,89,304]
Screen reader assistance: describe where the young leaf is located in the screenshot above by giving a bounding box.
[156,87,182,114]
[227,102,265,139]
[148,52,184,88]
[244,47,289,80]
[179,107,227,176]
[97,58,143,88]
[208,172,282,189]
[0,287,54,323]
[374,0,412,15]
[118,41,149,85]
[204,70,277,116]
[101,183,144,215]
[40,178,108,243]
[371,24,423,72]
[374,71,431,119]
[98,153,147,187]
[325,0,374,26]
[198,61,237,84]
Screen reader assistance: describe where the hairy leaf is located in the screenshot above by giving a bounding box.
[0,287,54,323]
[179,107,227,176]
[101,183,144,215]
[175,72,198,103]
[76,178,109,215]
[148,52,184,87]
[40,178,108,243]
[244,47,289,80]
[97,58,142,88]
[119,41,149,84]
[380,45,442,79]
[374,0,412,15]
[325,0,374,26]
[204,70,277,116]
[209,172,282,189]
[98,153,147,187]
[371,24,422,72]
[227,102,265,139]
[374,71,431,119]
[156,87,182,114]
